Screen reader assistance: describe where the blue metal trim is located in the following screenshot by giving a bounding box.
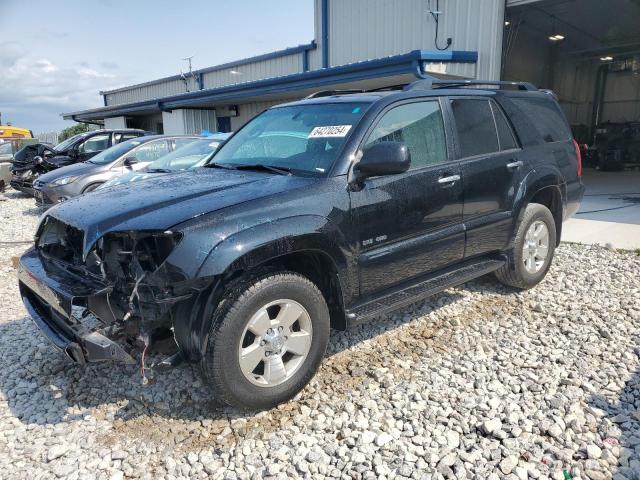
[321,0,329,68]
[100,41,318,95]
[198,72,204,90]
[303,49,309,72]
[419,50,478,62]
[102,95,107,107]
[67,49,478,120]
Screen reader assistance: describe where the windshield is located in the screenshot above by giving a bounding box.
[212,103,368,175]
[86,138,144,165]
[53,133,87,152]
[150,138,223,170]
[0,143,12,155]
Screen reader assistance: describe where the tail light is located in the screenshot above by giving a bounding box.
[573,139,582,177]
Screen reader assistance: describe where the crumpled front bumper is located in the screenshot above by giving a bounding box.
[18,248,136,365]
[10,173,36,195]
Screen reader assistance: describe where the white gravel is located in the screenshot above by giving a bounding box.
[1,188,640,480]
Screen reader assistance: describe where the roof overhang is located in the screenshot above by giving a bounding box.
[63,50,477,122]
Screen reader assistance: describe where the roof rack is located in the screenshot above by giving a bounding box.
[404,79,538,91]
[304,89,366,99]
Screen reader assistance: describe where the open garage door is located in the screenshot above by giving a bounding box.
[503,0,640,171]
[503,0,640,249]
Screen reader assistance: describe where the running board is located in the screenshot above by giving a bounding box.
[346,257,506,324]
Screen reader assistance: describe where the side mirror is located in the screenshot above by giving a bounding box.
[356,142,411,178]
[123,156,138,167]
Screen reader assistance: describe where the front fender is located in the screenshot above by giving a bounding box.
[173,215,353,361]
[197,214,350,282]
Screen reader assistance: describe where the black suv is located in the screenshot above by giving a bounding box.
[10,128,148,195]
[18,80,583,410]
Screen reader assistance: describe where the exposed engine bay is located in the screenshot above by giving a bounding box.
[29,215,195,379]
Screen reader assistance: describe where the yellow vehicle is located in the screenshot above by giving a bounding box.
[0,125,33,139]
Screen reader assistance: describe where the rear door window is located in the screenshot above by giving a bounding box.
[115,133,141,144]
[490,101,519,151]
[450,99,499,158]
[133,140,170,162]
[364,100,448,170]
[78,134,111,153]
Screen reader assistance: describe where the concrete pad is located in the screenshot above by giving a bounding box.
[562,218,640,250]
[562,169,640,250]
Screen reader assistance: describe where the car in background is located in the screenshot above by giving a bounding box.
[0,138,40,192]
[0,125,33,139]
[33,135,199,206]
[99,133,231,190]
[10,128,149,195]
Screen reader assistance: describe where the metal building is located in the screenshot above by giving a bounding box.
[63,0,505,134]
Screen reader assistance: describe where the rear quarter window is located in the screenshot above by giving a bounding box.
[499,95,571,145]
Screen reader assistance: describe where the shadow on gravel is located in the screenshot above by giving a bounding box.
[588,365,640,479]
[0,276,513,450]
[22,206,48,217]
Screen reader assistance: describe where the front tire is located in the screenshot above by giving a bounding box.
[495,203,556,289]
[200,272,330,410]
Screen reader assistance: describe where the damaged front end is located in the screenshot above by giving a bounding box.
[18,215,199,369]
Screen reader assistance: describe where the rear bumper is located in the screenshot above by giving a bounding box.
[18,248,135,364]
[564,180,585,220]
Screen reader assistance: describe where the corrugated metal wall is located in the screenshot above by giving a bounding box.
[504,28,640,127]
[184,109,217,134]
[105,77,198,106]
[325,0,504,80]
[201,53,304,89]
[553,59,640,126]
[231,100,287,131]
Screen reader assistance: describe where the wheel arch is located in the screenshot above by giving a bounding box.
[513,168,565,246]
[174,216,353,361]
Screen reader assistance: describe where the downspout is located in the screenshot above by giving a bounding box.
[102,95,108,107]
[590,63,609,144]
[321,0,329,68]
[198,72,204,90]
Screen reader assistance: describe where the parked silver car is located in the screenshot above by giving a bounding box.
[99,133,231,189]
[33,135,198,205]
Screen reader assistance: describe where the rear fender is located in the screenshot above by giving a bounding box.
[511,166,564,245]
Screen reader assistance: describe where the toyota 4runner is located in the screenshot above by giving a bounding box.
[18,79,584,410]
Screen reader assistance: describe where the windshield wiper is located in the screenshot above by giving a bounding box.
[145,168,173,173]
[233,164,292,176]
[205,162,237,170]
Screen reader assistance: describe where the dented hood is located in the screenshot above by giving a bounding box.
[45,167,315,257]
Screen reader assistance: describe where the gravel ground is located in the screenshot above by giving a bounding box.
[1,188,640,480]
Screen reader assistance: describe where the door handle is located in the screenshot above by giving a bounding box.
[437,174,460,185]
[506,160,524,170]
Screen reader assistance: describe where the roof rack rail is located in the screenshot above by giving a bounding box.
[304,89,366,99]
[404,79,538,92]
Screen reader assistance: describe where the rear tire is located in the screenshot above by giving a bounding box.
[200,272,330,410]
[494,203,556,290]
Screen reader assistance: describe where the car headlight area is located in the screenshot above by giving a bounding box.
[49,175,79,187]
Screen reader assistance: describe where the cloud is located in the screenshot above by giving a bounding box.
[0,42,130,132]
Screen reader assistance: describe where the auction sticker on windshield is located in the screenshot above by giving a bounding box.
[308,125,352,138]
